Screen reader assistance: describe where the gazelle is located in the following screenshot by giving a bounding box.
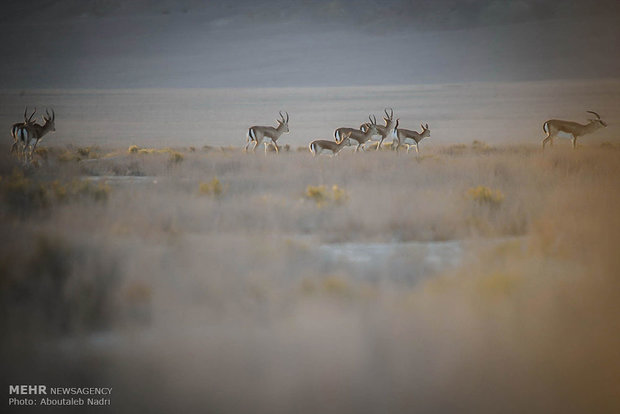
[309,132,352,157]
[244,111,289,154]
[14,108,55,163]
[374,108,398,151]
[10,106,37,155]
[395,123,431,154]
[542,111,607,150]
[334,115,379,152]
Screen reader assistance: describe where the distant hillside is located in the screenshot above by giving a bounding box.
[5,0,619,28]
[0,0,618,88]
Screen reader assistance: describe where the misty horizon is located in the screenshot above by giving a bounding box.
[1,0,619,89]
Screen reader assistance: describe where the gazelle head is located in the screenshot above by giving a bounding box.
[277,111,289,133]
[383,108,394,125]
[43,108,55,131]
[360,114,379,135]
[420,123,430,138]
[384,108,398,135]
[586,111,607,128]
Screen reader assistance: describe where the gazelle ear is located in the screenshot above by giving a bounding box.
[425,123,429,129]
[421,124,424,130]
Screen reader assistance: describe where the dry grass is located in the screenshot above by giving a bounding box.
[1,143,619,413]
[198,177,224,197]
[304,184,349,207]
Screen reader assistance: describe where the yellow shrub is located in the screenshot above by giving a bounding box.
[331,185,349,204]
[305,184,349,207]
[305,185,329,206]
[57,150,81,162]
[467,186,504,208]
[168,151,184,164]
[199,177,224,197]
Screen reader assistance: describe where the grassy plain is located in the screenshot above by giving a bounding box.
[1,141,619,413]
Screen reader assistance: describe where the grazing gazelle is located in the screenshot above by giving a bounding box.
[10,106,38,155]
[334,115,379,152]
[14,108,55,163]
[374,108,398,151]
[244,111,289,154]
[395,123,431,154]
[309,132,352,157]
[542,111,607,150]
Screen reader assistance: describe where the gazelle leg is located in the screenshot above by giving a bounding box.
[252,138,261,153]
[31,140,39,160]
[415,143,419,154]
[273,140,279,154]
[572,135,577,149]
[376,138,384,151]
[542,135,551,150]
[355,143,361,152]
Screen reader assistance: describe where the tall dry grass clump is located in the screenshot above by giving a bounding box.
[198,177,224,197]
[466,185,504,207]
[305,184,349,207]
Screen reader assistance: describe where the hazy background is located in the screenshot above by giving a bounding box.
[1,0,619,147]
[1,0,619,89]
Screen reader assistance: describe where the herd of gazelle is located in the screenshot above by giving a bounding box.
[247,108,607,156]
[246,108,432,156]
[7,106,608,163]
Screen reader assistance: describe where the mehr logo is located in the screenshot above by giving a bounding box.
[9,385,47,395]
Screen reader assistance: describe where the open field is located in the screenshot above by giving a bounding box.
[2,79,620,149]
[2,138,619,412]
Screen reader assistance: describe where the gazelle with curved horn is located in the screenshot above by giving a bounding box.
[375,108,398,151]
[10,106,37,155]
[395,123,431,154]
[309,132,352,157]
[334,115,379,152]
[244,111,289,154]
[542,111,607,150]
[15,108,56,163]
